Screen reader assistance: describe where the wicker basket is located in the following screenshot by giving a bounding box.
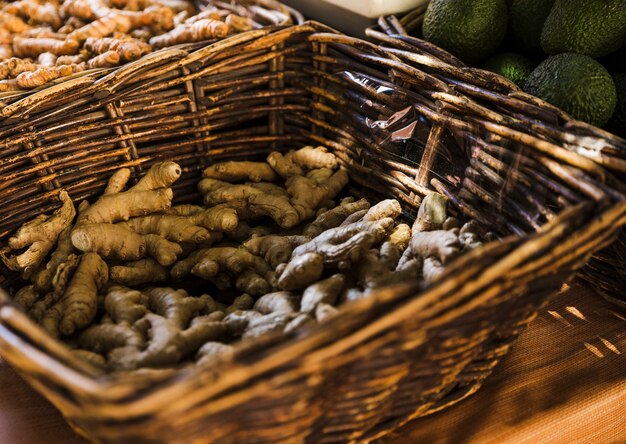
[0,21,625,443]
[368,12,626,305]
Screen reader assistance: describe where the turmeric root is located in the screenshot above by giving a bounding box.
[37,52,57,67]
[13,37,80,58]
[16,64,83,88]
[87,49,120,67]
[1,190,75,279]
[149,18,229,48]
[0,11,32,33]
[71,223,182,266]
[224,14,253,32]
[4,0,62,28]
[84,36,151,61]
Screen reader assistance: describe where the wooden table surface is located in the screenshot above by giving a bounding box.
[1,281,625,444]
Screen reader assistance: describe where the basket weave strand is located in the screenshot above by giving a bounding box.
[0,21,624,443]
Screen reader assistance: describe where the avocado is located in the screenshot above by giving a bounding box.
[541,0,626,58]
[482,52,536,86]
[606,73,626,137]
[508,0,555,57]
[524,53,617,127]
[423,0,508,65]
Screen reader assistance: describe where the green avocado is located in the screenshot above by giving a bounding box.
[508,0,556,56]
[524,53,617,127]
[541,0,626,58]
[423,0,508,65]
[482,52,536,86]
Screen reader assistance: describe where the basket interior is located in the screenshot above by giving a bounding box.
[0,22,624,443]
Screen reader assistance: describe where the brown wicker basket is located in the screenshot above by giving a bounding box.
[368,12,626,305]
[0,21,625,443]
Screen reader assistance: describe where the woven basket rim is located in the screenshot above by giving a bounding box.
[0,21,625,442]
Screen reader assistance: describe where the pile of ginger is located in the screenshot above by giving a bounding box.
[1,146,490,373]
[0,0,262,91]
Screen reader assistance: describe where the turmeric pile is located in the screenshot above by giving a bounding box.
[0,0,259,91]
[3,146,491,373]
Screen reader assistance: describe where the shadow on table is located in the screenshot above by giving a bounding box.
[379,282,626,444]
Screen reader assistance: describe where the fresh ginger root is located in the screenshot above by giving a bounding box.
[303,198,370,238]
[72,223,182,266]
[267,146,338,179]
[77,162,179,224]
[110,259,168,286]
[42,253,108,337]
[147,287,206,328]
[170,246,256,281]
[119,205,238,242]
[1,190,75,279]
[202,161,277,183]
[104,284,148,324]
[243,234,310,269]
[4,146,491,374]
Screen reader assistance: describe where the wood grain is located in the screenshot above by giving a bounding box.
[1,281,624,444]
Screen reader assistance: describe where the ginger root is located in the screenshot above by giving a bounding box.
[71,223,182,266]
[1,190,75,279]
[42,252,108,337]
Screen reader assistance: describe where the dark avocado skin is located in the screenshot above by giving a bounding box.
[524,53,617,127]
[482,52,536,86]
[423,0,508,65]
[541,0,626,58]
[508,0,555,57]
[606,73,626,137]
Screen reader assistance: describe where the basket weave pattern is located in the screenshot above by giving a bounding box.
[0,22,624,443]
[370,11,626,304]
